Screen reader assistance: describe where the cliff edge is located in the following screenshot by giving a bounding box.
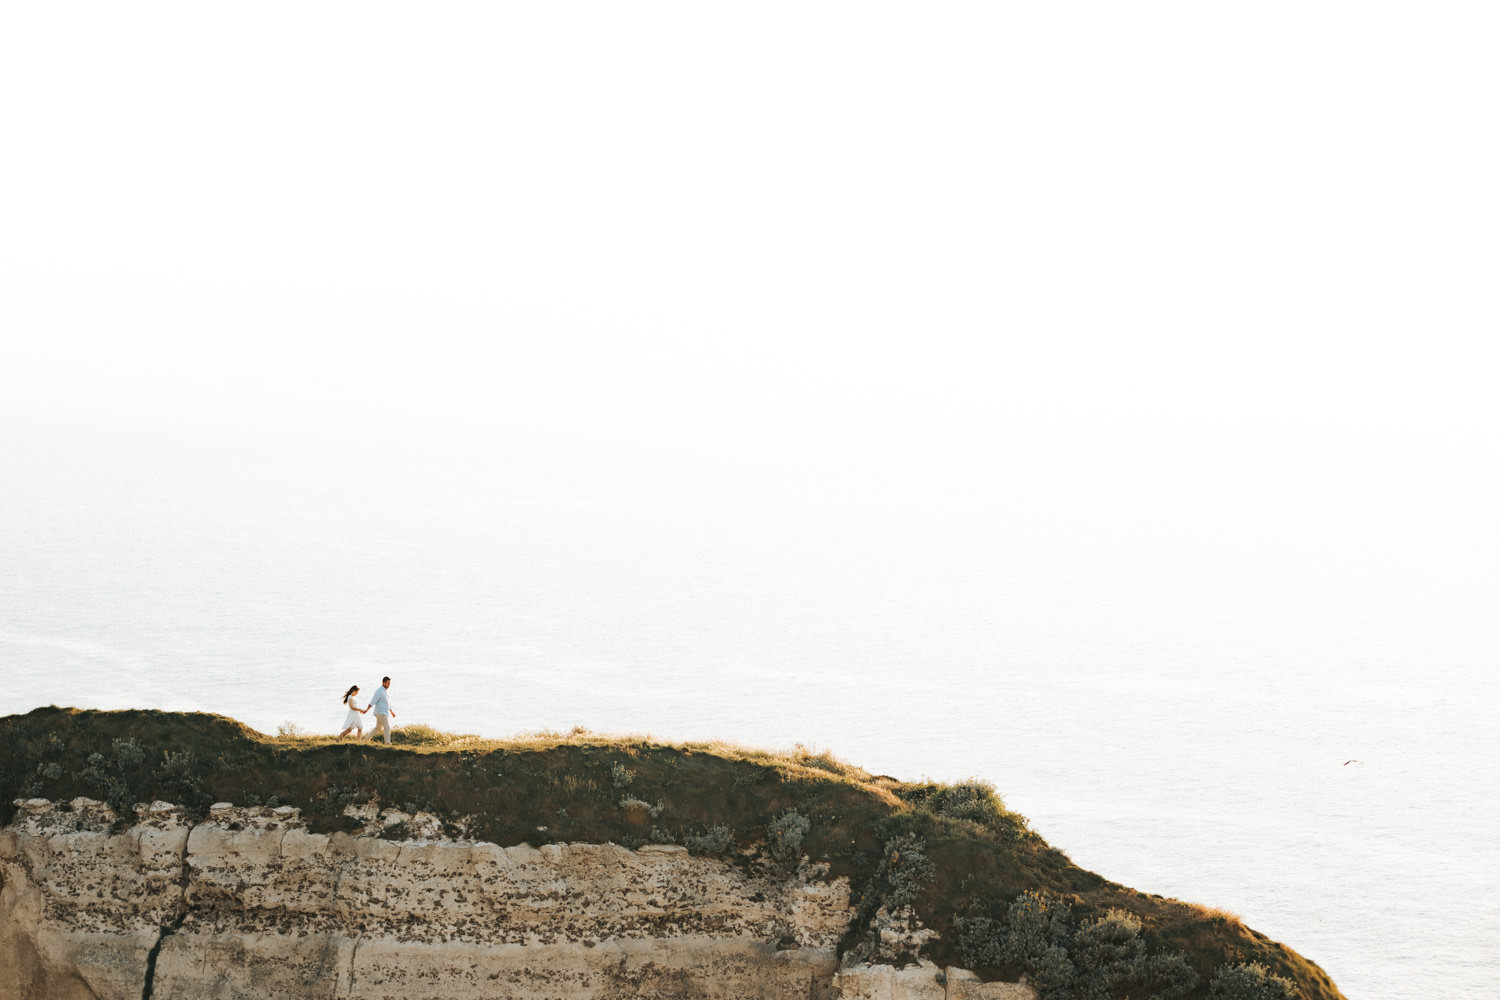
[0,708,1343,1000]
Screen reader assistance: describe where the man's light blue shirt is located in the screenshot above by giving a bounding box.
[369,686,390,715]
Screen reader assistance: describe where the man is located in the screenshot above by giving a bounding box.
[367,676,396,744]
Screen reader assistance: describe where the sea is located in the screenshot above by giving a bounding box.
[2,429,1496,1000]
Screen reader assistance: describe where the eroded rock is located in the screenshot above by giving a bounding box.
[1,799,1034,1000]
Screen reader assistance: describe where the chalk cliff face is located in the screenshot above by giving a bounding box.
[1,798,1032,1000]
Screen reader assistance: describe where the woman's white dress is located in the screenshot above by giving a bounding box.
[343,700,365,728]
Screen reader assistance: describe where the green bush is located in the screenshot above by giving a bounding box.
[1035,944,1079,1000]
[955,913,1004,969]
[156,749,195,778]
[104,778,134,814]
[112,738,146,770]
[23,761,64,797]
[899,778,1033,841]
[313,784,362,813]
[1209,963,1300,1000]
[685,825,734,856]
[1140,951,1200,1000]
[875,834,935,907]
[153,749,210,815]
[766,808,810,861]
[928,779,1003,823]
[956,891,1198,1000]
[1001,890,1075,969]
[79,752,110,791]
[1070,909,1147,1000]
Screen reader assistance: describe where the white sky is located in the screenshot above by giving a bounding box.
[1,3,1496,514]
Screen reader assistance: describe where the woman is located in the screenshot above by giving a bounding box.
[336,684,369,741]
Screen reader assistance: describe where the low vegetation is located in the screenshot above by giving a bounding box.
[0,707,1343,1000]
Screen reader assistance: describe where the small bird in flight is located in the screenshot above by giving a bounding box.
[1343,759,1363,766]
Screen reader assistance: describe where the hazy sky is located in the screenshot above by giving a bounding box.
[2,3,1496,519]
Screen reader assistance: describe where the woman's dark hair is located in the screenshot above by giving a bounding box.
[343,685,359,704]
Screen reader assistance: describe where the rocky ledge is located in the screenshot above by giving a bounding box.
[0,797,1032,1000]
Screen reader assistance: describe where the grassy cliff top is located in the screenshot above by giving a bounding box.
[1,707,1342,1000]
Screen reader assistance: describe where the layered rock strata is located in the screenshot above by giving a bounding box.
[1,798,1032,1000]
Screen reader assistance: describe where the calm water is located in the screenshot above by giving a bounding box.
[3,434,1496,999]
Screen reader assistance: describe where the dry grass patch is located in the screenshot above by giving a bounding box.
[1191,904,1245,928]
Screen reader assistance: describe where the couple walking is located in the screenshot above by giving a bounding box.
[337,676,397,744]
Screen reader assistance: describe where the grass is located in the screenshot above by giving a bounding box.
[0,707,1344,1000]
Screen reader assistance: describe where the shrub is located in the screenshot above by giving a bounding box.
[1035,944,1079,1000]
[314,784,366,812]
[686,825,734,856]
[955,914,1005,970]
[152,749,210,815]
[1001,890,1075,969]
[112,737,146,770]
[958,893,1197,1000]
[157,749,195,778]
[766,808,810,862]
[928,779,1004,823]
[1139,951,1199,1000]
[79,752,110,791]
[876,834,935,907]
[1070,909,1147,1000]
[1209,963,1300,1000]
[611,762,635,788]
[104,778,134,814]
[900,778,1033,841]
